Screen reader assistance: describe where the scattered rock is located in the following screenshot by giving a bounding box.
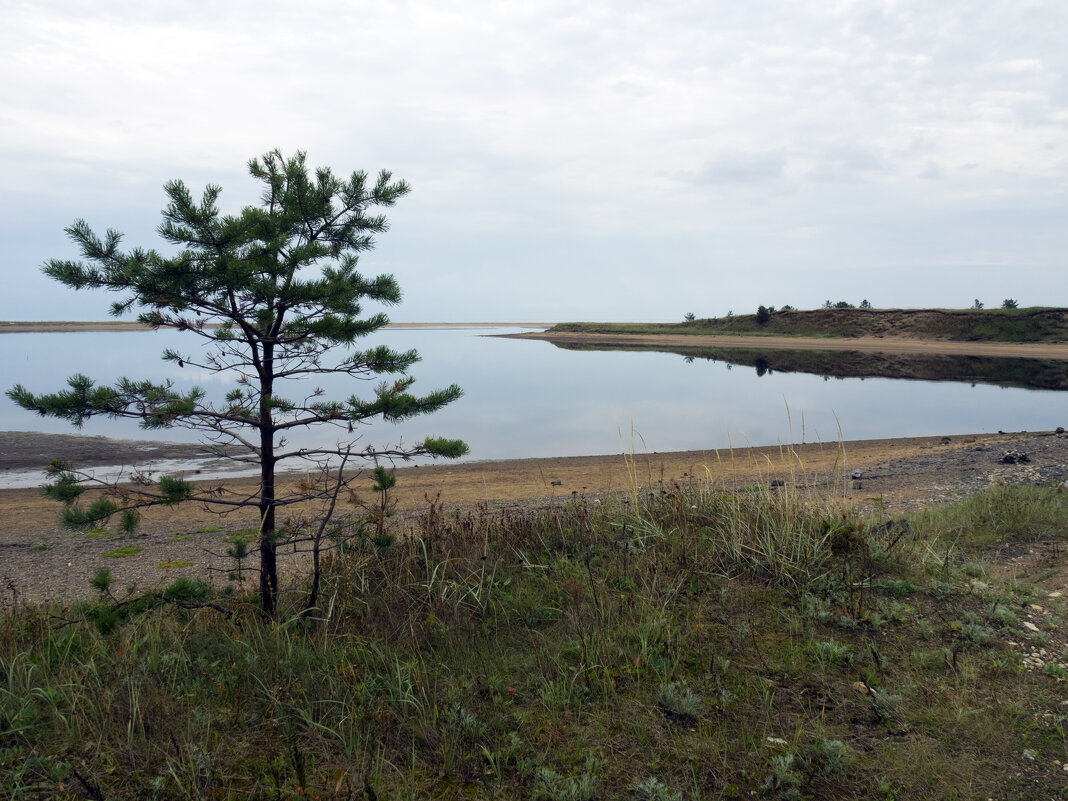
[999,450,1031,464]
[770,479,785,488]
[1056,426,1065,434]
[1023,749,1037,762]
[852,681,869,695]
[766,737,788,747]
[1023,621,1040,632]
[940,436,951,445]
[550,480,562,487]
[851,469,864,480]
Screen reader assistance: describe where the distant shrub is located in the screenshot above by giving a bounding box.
[756,305,771,325]
[1001,298,1018,309]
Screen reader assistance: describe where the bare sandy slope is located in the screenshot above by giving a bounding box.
[505,331,1068,359]
[3,430,1066,607]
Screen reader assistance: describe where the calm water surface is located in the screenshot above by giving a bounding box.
[1,327,1064,471]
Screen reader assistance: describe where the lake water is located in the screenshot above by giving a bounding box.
[1,326,1065,483]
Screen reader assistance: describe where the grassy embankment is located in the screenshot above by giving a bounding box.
[551,307,1068,343]
[3,473,1068,799]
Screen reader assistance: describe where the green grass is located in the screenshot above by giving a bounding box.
[100,545,141,558]
[551,306,1068,343]
[154,561,193,569]
[1,484,1067,798]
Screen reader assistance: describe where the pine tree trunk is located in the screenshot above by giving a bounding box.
[258,342,278,615]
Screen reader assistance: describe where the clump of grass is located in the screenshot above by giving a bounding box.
[101,545,141,558]
[657,680,700,721]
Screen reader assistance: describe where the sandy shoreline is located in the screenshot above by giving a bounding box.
[2,429,1066,607]
[504,330,1068,359]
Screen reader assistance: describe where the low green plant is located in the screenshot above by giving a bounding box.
[658,680,700,720]
[809,638,853,669]
[101,545,141,558]
[631,775,683,801]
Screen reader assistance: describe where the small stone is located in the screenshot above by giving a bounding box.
[852,681,869,695]
[1023,621,1040,632]
[766,737,787,747]
[1030,605,1044,612]
[851,469,863,480]
[1023,749,1037,761]
[1049,592,1063,598]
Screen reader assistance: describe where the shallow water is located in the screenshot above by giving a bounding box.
[1,326,1064,483]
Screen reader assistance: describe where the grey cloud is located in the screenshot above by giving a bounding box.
[693,152,788,185]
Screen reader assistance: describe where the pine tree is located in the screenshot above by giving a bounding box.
[7,150,467,615]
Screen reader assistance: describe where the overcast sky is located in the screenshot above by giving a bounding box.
[2,0,1065,322]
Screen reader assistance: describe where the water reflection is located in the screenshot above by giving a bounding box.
[552,343,1068,392]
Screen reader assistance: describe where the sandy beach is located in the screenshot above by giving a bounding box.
[2,428,1066,607]
[503,330,1068,359]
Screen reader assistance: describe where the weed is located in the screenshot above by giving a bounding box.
[631,776,683,801]
[101,545,141,558]
[987,601,1018,627]
[658,681,700,720]
[808,638,853,669]
[1044,663,1068,680]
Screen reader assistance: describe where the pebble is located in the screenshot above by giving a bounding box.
[766,737,787,747]
[852,681,869,695]
[1023,621,1040,632]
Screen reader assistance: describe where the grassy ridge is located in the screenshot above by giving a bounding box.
[3,481,1068,799]
[551,307,1068,343]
